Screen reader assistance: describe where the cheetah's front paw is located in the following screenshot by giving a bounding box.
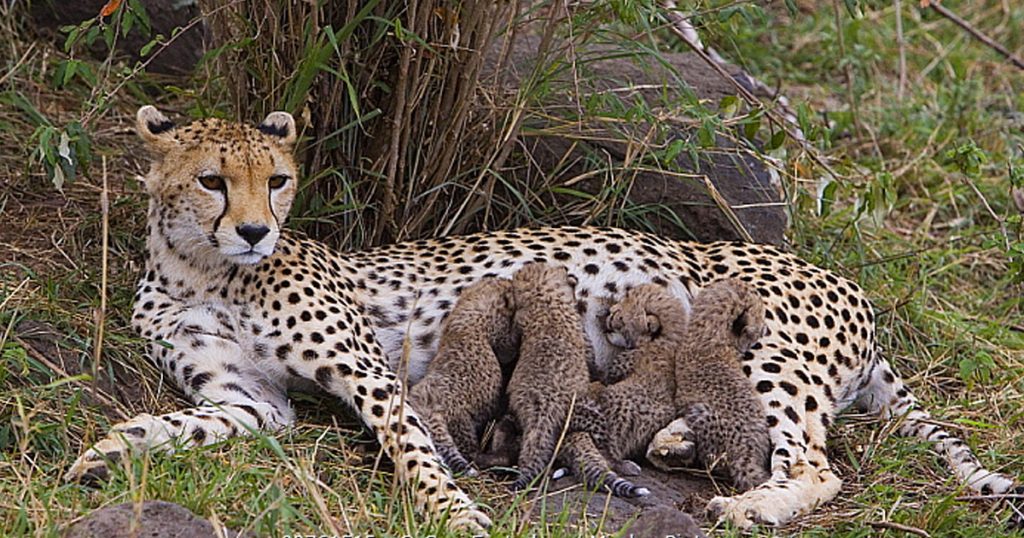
[646,418,696,471]
[706,493,781,529]
[64,437,130,486]
[448,506,492,534]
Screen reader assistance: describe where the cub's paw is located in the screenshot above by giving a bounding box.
[612,459,642,477]
[646,418,696,471]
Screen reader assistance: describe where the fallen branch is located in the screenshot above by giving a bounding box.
[868,520,931,538]
[924,1,1024,70]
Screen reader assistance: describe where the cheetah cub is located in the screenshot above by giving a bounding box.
[505,263,590,491]
[408,277,518,475]
[675,278,769,491]
[565,284,684,484]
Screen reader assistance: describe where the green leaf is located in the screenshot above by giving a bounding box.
[697,120,716,148]
[663,139,686,164]
[719,95,741,118]
[743,112,762,141]
[62,60,79,88]
[766,129,786,151]
[843,0,858,17]
[128,0,152,35]
[817,178,838,217]
[140,35,163,57]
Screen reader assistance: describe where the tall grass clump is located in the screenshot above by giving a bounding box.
[198,1,519,246]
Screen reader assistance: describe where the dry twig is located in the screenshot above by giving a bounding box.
[925,2,1024,70]
[91,155,110,392]
[659,3,845,183]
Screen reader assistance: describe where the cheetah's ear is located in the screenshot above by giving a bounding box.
[136,106,178,153]
[257,111,297,149]
[731,308,763,352]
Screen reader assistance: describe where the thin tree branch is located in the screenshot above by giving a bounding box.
[925,1,1024,70]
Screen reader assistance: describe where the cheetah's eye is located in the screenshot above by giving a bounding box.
[197,174,226,191]
[268,174,290,190]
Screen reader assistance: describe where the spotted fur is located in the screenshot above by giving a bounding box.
[65,108,1021,530]
[565,285,682,485]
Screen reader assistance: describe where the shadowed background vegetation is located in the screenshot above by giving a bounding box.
[1,0,1023,536]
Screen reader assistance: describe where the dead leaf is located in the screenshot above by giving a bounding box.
[100,0,123,18]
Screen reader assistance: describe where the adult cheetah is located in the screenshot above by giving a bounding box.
[66,107,1023,530]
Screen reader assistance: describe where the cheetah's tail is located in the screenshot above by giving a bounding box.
[857,346,1023,528]
[560,432,650,499]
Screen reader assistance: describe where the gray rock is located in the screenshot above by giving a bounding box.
[534,465,712,534]
[64,500,247,538]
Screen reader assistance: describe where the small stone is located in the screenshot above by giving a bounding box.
[622,505,706,538]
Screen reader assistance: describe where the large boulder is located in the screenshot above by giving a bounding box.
[485,34,788,245]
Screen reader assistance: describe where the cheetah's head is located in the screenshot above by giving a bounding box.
[605,284,688,349]
[136,106,298,265]
[510,263,578,311]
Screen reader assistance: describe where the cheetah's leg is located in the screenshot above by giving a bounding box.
[66,326,293,484]
[856,355,1022,527]
[681,403,769,492]
[422,411,475,476]
[512,402,563,491]
[314,362,490,531]
[560,432,649,498]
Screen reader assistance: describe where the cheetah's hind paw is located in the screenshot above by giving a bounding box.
[448,506,492,534]
[612,459,642,476]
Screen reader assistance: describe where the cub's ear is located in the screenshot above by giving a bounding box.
[136,105,177,152]
[257,111,296,148]
[645,314,662,338]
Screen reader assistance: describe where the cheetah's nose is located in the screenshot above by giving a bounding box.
[236,224,270,246]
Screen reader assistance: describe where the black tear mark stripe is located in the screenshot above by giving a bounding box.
[211,182,230,235]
